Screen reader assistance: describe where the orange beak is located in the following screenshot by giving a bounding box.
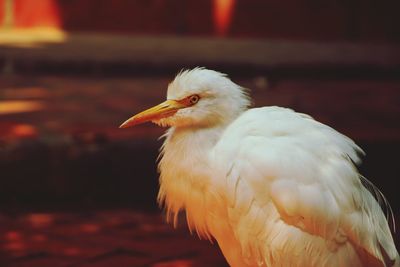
[119,99,186,128]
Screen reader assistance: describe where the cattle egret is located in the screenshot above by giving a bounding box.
[120,68,399,267]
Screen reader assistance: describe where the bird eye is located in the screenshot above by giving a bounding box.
[189,94,200,105]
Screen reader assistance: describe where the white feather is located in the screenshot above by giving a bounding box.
[154,68,399,267]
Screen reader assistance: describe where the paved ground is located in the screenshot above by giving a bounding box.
[0,210,227,267]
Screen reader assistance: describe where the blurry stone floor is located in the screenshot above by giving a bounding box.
[0,210,227,267]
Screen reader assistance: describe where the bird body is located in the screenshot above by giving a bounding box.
[120,68,399,267]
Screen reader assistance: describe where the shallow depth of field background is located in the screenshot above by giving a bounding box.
[0,1,399,266]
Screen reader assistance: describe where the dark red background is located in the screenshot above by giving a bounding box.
[1,0,399,42]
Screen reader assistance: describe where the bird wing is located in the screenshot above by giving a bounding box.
[212,106,398,267]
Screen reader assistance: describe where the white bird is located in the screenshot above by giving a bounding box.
[120,68,399,267]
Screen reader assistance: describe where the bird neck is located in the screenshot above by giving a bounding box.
[157,124,226,235]
[159,125,225,183]
[167,124,224,151]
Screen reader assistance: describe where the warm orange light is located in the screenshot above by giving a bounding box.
[213,0,235,36]
[0,100,45,114]
[12,124,37,138]
[14,0,62,28]
[27,213,54,228]
[80,223,101,234]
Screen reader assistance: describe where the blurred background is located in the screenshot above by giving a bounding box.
[0,0,399,266]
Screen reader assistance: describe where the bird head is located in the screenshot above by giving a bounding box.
[119,68,251,128]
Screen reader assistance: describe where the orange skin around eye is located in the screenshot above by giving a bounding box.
[178,94,200,107]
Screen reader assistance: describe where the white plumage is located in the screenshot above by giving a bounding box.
[120,68,399,267]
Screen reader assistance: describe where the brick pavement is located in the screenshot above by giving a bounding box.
[0,210,228,267]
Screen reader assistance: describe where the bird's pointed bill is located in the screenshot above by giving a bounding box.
[119,99,186,128]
